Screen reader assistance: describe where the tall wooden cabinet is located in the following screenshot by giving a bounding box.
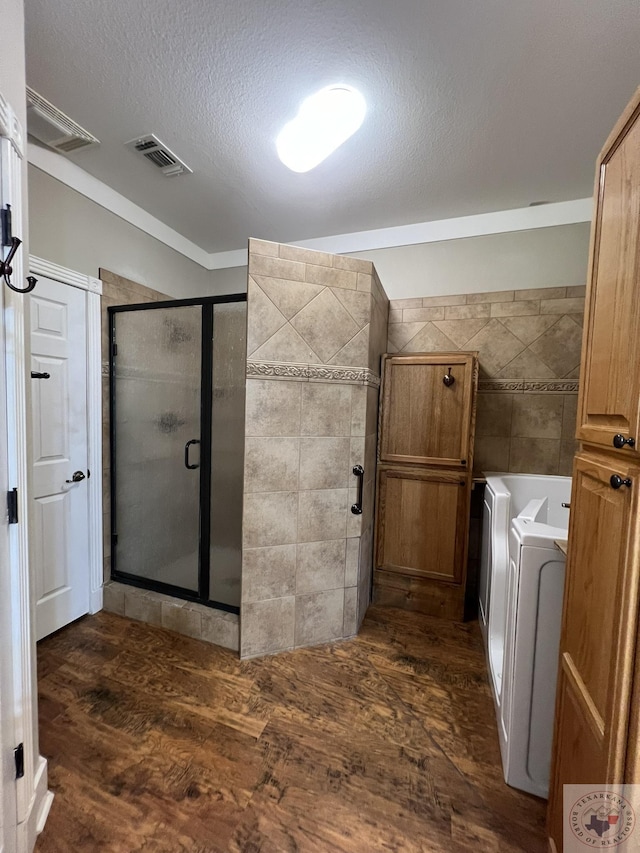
[373,352,478,621]
[547,87,640,851]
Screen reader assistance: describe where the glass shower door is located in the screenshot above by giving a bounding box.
[112,305,202,592]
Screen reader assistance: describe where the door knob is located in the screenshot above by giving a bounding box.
[613,434,636,449]
[65,471,86,483]
[610,474,632,490]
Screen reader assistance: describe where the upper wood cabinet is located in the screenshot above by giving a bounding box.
[379,353,477,468]
[577,95,640,456]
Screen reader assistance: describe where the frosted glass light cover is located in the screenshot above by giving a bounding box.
[276,85,366,173]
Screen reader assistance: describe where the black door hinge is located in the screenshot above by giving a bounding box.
[7,488,18,524]
[112,533,118,547]
[112,342,117,357]
[14,743,24,779]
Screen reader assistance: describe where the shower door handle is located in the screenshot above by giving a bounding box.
[184,439,200,470]
[351,465,364,514]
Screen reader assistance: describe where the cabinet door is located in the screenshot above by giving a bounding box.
[375,466,469,583]
[577,97,640,455]
[547,452,640,848]
[379,353,477,468]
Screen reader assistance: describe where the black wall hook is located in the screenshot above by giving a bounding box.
[443,367,455,387]
[0,237,37,293]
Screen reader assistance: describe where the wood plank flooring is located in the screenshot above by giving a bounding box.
[35,606,547,852]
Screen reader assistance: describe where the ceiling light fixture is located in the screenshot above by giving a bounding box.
[276,85,367,173]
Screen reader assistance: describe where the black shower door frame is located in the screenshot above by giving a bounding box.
[108,293,246,614]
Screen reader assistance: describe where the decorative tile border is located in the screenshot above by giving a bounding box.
[247,360,381,388]
[479,379,579,394]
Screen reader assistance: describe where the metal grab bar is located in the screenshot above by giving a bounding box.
[351,465,364,515]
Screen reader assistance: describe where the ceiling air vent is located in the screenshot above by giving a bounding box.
[124,134,192,177]
[26,86,100,153]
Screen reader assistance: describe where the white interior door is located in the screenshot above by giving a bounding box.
[0,259,17,853]
[29,275,90,641]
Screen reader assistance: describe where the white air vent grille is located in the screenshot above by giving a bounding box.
[125,134,192,177]
[26,87,100,153]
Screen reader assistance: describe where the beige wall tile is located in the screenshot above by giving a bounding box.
[476,393,514,437]
[356,273,373,292]
[103,582,125,615]
[343,587,358,637]
[333,288,372,329]
[474,436,511,474]
[298,489,348,543]
[296,539,346,594]
[540,297,585,315]
[562,395,579,440]
[124,588,162,626]
[388,321,426,351]
[244,437,299,493]
[345,538,360,587]
[242,544,296,603]
[243,491,298,548]
[421,294,466,307]
[365,386,379,435]
[252,275,323,320]
[294,589,344,646]
[279,244,334,266]
[509,438,561,474]
[248,238,279,257]
[444,304,491,320]
[299,437,350,489]
[249,253,305,281]
[565,285,587,298]
[161,601,202,639]
[466,320,524,375]
[511,394,563,439]
[558,440,578,477]
[246,278,286,356]
[301,383,352,436]
[529,316,583,377]
[497,348,556,380]
[350,436,366,474]
[201,610,239,651]
[350,385,367,436]
[251,322,322,363]
[467,290,514,304]
[334,255,373,274]
[328,326,370,368]
[390,298,422,310]
[388,309,402,324]
[245,379,301,437]
[500,315,559,347]
[291,289,360,363]
[399,322,456,353]
[433,319,488,348]
[490,301,540,318]
[515,287,566,301]
[346,486,363,538]
[402,306,445,323]
[241,597,295,657]
[305,264,358,290]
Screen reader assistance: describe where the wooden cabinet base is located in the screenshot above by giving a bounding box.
[373,568,466,621]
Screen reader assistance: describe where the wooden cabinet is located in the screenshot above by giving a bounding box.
[373,352,478,621]
[379,353,475,467]
[577,93,640,456]
[547,87,640,852]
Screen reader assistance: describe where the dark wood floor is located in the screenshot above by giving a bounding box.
[35,606,547,852]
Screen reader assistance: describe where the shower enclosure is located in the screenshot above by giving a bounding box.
[109,295,246,613]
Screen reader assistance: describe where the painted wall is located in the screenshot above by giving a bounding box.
[210,222,590,301]
[28,165,223,298]
[352,223,591,300]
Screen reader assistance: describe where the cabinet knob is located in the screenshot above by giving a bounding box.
[613,434,636,449]
[610,474,632,490]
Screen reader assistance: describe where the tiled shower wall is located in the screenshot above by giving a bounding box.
[241,239,389,658]
[388,286,585,476]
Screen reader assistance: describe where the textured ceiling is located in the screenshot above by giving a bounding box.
[24,0,640,255]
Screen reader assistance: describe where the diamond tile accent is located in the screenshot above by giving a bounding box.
[387,322,426,350]
[328,326,370,367]
[291,289,360,363]
[497,348,556,380]
[252,275,323,320]
[247,278,287,356]
[251,323,321,363]
[529,315,583,377]
[401,323,456,353]
[501,314,560,346]
[433,319,488,348]
[332,288,372,329]
[465,319,525,376]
